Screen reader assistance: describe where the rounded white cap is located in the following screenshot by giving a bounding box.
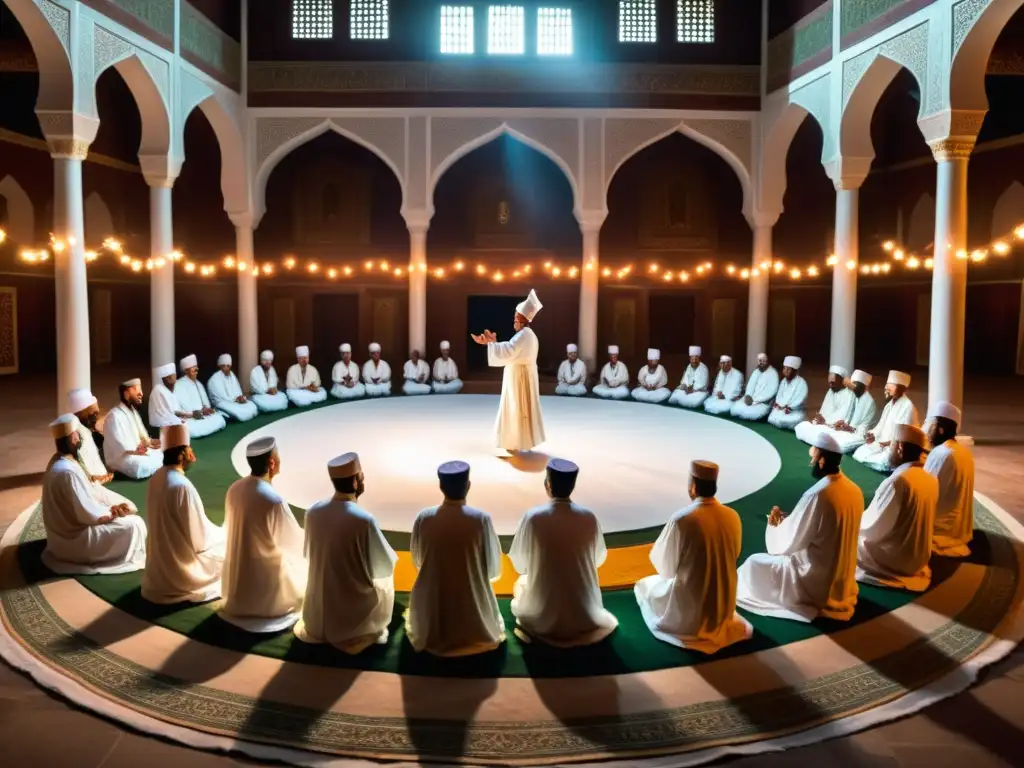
[67,388,97,413]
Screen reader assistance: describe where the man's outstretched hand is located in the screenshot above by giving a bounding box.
[471,330,497,345]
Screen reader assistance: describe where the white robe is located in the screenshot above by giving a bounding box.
[736,472,864,622]
[798,391,878,453]
[925,439,975,557]
[767,375,809,430]
[857,462,938,592]
[555,359,588,397]
[296,494,398,652]
[141,466,226,604]
[632,364,671,404]
[593,361,630,400]
[407,501,505,656]
[40,456,146,575]
[102,403,163,478]
[853,395,919,472]
[669,363,710,408]
[219,476,307,632]
[148,383,184,427]
[508,499,617,647]
[488,327,546,451]
[634,498,752,653]
[174,378,228,438]
[331,360,366,400]
[704,368,744,415]
[432,357,463,394]
[286,363,328,407]
[207,371,258,422]
[731,366,780,421]
[249,365,290,412]
[362,359,392,397]
[794,386,857,446]
[72,417,107,478]
[402,359,432,396]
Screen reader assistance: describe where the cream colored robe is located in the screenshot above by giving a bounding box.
[853,395,918,472]
[103,403,163,478]
[487,327,546,451]
[925,439,975,557]
[72,416,107,478]
[634,498,752,653]
[141,466,226,604]
[285,363,328,406]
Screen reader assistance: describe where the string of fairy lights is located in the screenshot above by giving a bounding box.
[6,221,1024,285]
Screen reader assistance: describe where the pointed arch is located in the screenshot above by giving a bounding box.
[0,175,35,244]
[3,0,74,110]
[907,192,935,251]
[949,0,1024,112]
[992,181,1024,239]
[84,191,114,243]
[181,92,249,217]
[840,54,921,159]
[95,53,172,156]
[758,102,819,216]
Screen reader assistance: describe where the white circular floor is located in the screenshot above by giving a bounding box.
[229,395,781,535]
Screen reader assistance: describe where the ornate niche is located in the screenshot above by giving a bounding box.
[471,175,533,249]
[638,173,716,251]
[292,157,372,247]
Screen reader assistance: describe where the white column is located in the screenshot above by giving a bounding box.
[52,151,90,413]
[578,223,601,372]
[927,140,971,412]
[234,219,258,380]
[745,224,772,374]
[408,224,428,355]
[149,183,175,374]
[830,187,859,373]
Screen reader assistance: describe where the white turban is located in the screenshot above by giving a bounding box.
[67,388,97,413]
[720,355,732,363]
[440,340,451,350]
[647,348,660,360]
[154,363,175,379]
[179,354,198,372]
[516,289,543,321]
[895,423,927,447]
[828,365,848,378]
[567,343,578,353]
[217,354,232,367]
[49,414,76,439]
[688,346,701,356]
[339,343,351,354]
[757,352,768,361]
[608,345,619,355]
[121,378,142,388]
[260,349,274,362]
[887,370,911,387]
[246,436,276,457]
[811,431,842,453]
[369,342,381,353]
[783,355,802,370]
[161,424,190,450]
[852,369,871,386]
[928,401,962,425]
[295,346,309,358]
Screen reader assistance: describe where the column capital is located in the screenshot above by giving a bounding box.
[36,109,98,159]
[139,154,182,188]
[822,156,872,191]
[927,138,976,162]
[574,208,607,233]
[918,108,985,147]
[402,207,434,235]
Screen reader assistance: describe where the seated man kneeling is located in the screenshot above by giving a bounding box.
[432,340,463,394]
[331,343,365,400]
[173,356,228,438]
[363,342,392,397]
[766,356,809,430]
[668,346,710,408]
[402,349,432,395]
[249,350,290,412]
[286,345,328,407]
[632,349,671,404]
[730,353,779,421]
[704,356,743,415]
[592,346,630,400]
[555,344,587,396]
[208,354,258,422]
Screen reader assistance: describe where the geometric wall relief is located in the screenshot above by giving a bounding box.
[603,118,682,188]
[683,118,753,178]
[842,22,930,112]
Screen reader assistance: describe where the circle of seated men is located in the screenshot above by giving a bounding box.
[41,377,975,656]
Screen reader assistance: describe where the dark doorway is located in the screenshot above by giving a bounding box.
[649,293,695,355]
[312,293,359,372]
[467,295,521,372]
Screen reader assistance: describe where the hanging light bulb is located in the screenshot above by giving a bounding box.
[284,257,296,270]
[992,240,1010,256]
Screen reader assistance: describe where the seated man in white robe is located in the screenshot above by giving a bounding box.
[363,342,392,397]
[331,343,365,400]
[432,340,463,394]
[668,346,711,409]
[592,346,630,400]
[219,437,307,632]
[736,432,864,622]
[402,349,432,396]
[632,349,672,404]
[925,402,976,557]
[174,355,227,439]
[555,343,588,396]
[857,424,938,592]
[149,363,188,429]
[634,460,752,653]
[509,459,617,647]
[830,370,879,453]
[731,353,780,421]
[853,370,919,472]
[766,356,809,430]
[104,378,164,478]
[68,388,111,484]
[208,354,258,423]
[286,345,328,407]
[249,350,289,412]
[795,365,856,445]
[704,356,744,415]
[41,415,146,575]
[407,461,505,656]
[295,452,398,653]
[141,424,226,604]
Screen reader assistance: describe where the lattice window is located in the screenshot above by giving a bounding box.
[350,0,388,39]
[488,5,525,55]
[537,7,573,55]
[677,0,714,43]
[292,0,333,39]
[619,0,656,43]
[440,5,475,54]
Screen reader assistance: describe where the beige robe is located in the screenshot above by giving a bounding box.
[487,327,546,451]
[925,439,976,557]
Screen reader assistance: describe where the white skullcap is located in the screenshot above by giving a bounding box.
[811,431,842,454]
[516,289,543,321]
[720,355,732,363]
[246,436,276,457]
[67,388,97,413]
[783,355,802,369]
[757,352,768,361]
[260,349,274,362]
[440,340,451,350]
[179,354,198,372]
[567,343,578,353]
[295,346,309,358]
[339,343,351,353]
[887,370,911,387]
[689,346,701,356]
[690,460,719,481]
[647,348,660,360]
[828,365,848,378]
[895,423,927,448]
[928,401,962,425]
[369,342,381,353]
[121,377,142,388]
[49,414,76,439]
[852,369,871,386]
[328,452,361,479]
[161,424,190,450]
[217,354,232,367]
[608,345,619,355]
[154,363,175,379]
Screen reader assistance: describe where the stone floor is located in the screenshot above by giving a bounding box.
[1,365,1021,768]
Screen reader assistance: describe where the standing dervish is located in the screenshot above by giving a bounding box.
[471,289,546,457]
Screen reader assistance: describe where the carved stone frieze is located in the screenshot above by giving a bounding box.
[505,118,580,186]
[93,25,134,75]
[329,117,406,186]
[255,117,324,169]
[929,138,976,161]
[603,119,681,189]
[38,0,71,52]
[684,119,752,174]
[181,1,241,89]
[49,138,91,159]
[952,0,991,56]
[842,22,930,109]
[36,111,73,138]
[428,118,503,180]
